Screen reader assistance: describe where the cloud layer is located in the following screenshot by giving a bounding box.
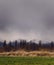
[0,0,54,41]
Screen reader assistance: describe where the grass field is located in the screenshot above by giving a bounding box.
[0,57,54,65]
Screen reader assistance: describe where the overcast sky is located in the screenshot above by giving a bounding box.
[0,0,54,42]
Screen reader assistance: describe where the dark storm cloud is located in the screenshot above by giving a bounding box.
[44,12,54,30]
[0,6,13,32]
[0,0,54,41]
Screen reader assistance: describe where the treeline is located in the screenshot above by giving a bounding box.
[0,40,54,52]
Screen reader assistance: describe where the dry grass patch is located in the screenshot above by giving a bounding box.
[0,50,54,57]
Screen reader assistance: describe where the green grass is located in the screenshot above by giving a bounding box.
[0,56,54,65]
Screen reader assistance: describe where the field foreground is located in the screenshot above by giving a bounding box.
[0,57,54,65]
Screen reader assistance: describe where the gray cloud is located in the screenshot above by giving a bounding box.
[0,0,54,41]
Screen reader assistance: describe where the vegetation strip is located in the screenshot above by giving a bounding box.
[0,57,54,65]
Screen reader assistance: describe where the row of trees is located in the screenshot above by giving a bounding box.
[0,40,54,52]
